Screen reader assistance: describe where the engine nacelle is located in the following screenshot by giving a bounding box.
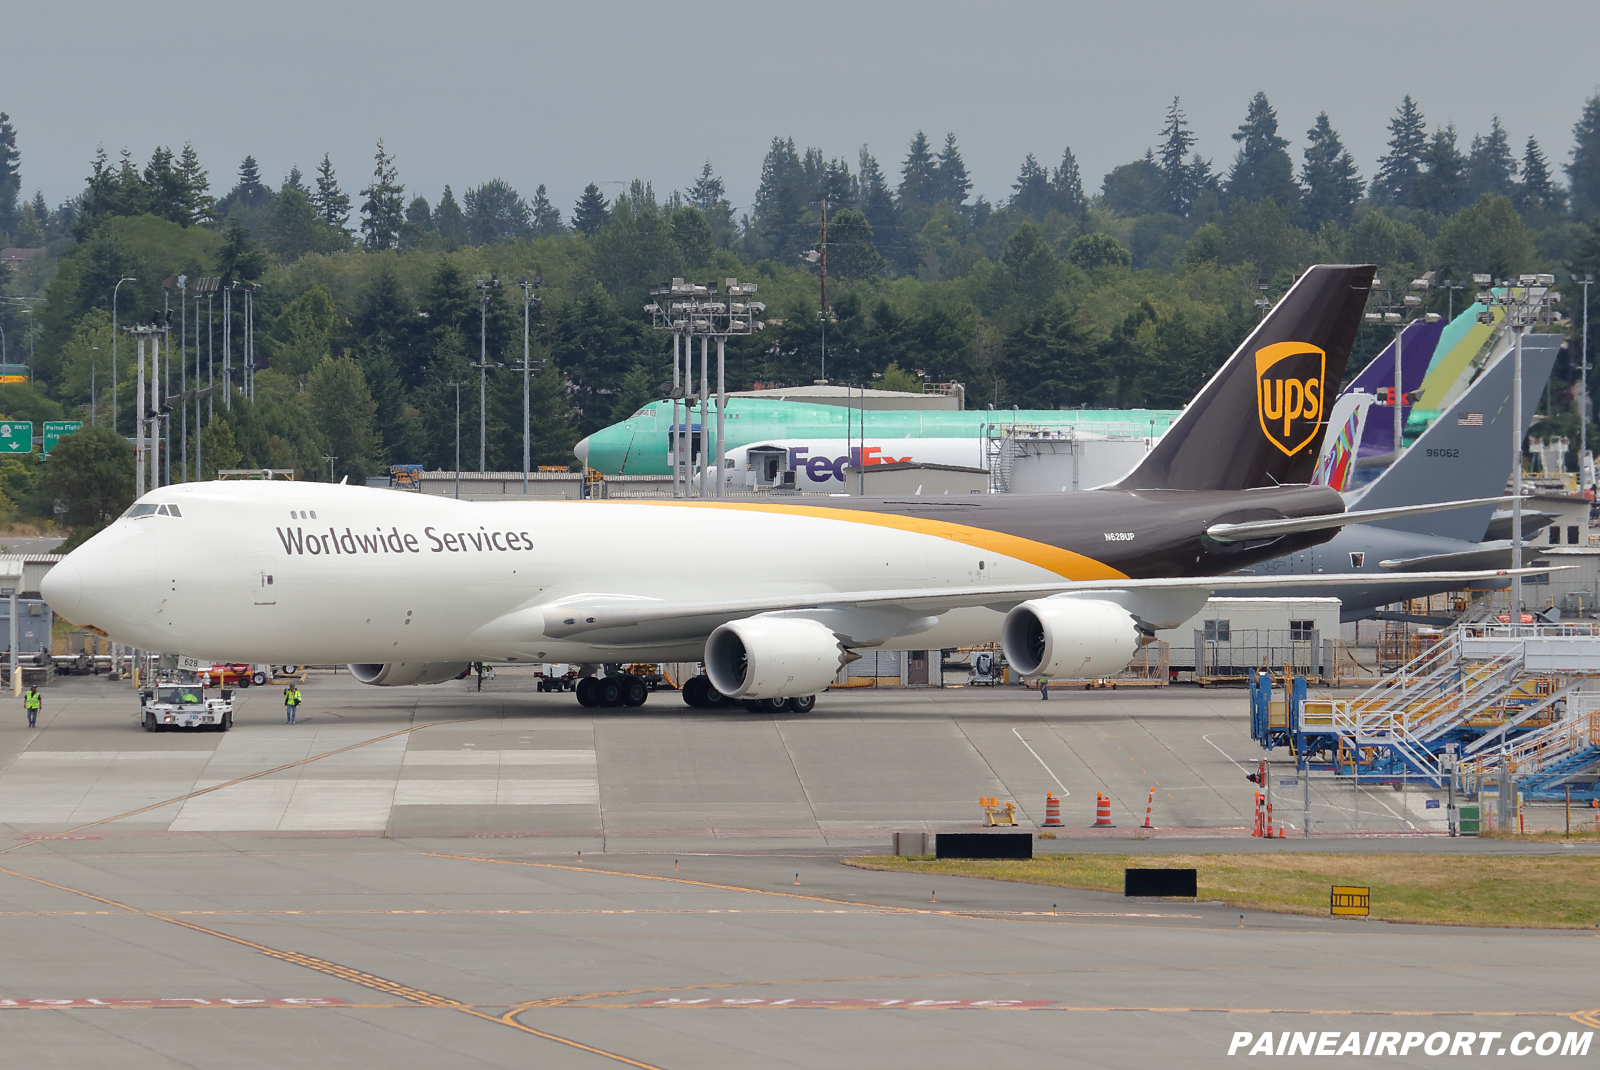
[1000,598,1141,678]
[347,662,472,687]
[705,617,846,699]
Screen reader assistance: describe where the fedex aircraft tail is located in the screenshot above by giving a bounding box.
[1117,264,1375,492]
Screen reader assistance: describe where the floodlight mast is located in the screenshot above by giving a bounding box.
[1363,273,1436,465]
[474,278,501,473]
[518,277,542,495]
[1579,273,1594,494]
[1474,273,1561,618]
[646,277,765,497]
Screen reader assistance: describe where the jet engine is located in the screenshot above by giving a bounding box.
[1000,598,1142,679]
[705,617,848,700]
[347,662,472,687]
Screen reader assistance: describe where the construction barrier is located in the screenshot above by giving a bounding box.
[1092,793,1114,828]
[1043,793,1062,827]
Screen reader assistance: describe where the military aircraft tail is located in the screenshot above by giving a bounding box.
[1352,332,1562,539]
[1117,264,1375,492]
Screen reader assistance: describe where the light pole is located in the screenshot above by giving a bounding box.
[112,277,135,433]
[1440,279,1466,323]
[448,381,463,499]
[1475,273,1562,619]
[517,277,543,494]
[799,198,830,381]
[91,346,98,425]
[645,278,765,498]
[1578,273,1595,494]
[474,277,500,473]
[322,454,337,482]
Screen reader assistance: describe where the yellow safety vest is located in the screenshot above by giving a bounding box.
[24,692,40,709]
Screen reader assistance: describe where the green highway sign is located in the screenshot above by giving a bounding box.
[0,421,32,454]
[43,421,83,454]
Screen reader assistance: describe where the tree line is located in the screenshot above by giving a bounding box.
[1,89,1599,536]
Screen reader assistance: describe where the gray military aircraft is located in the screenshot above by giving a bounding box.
[1231,333,1562,620]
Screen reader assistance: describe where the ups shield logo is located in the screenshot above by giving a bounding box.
[1255,341,1326,456]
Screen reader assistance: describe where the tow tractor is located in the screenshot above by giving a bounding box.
[141,678,235,731]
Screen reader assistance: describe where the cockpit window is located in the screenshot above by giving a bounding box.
[124,504,159,518]
[160,504,182,517]
[632,408,656,418]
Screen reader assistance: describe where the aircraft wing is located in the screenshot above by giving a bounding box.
[535,565,1558,640]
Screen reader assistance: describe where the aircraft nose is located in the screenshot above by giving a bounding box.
[573,435,590,466]
[40,558,82,620]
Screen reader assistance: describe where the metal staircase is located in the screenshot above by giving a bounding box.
[1258,623,1598,782]
[1465,695,1600,801]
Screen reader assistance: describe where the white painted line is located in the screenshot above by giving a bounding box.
[1201,733,1249,773]
[1012,728,1069,796]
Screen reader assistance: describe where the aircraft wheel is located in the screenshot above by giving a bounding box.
[703,682,726,708]
[786,695,816,713]
[597,678,623,707]
[575,677,599,707]
[621,678,648,707]
[682,676,706,707]
[740,698,785,713]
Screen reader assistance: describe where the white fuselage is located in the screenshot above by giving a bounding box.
[46,481,1068,665]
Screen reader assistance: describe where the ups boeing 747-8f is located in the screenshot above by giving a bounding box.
[42,265,1535,711]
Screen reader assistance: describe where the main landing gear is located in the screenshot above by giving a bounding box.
[575,674,649,709]
[680,675,815,713]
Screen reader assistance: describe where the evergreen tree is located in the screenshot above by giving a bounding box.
[609,362,656,422]
[1467,116,1517,200]
[1518,137,1563,215]
[826,206,885,280]
[434,185,467,246]
[1157,97,1198,215]
[931,133,971,206]
[1371,95,1428,206]
[1009,153,1053,219]
[687,161,726,213]
[0,112,18,238]
[305,356,379,482]
[530,183,563,238]
[216,218,268,285]
[858,147,897,260]
[358,140,405,251]
[1051,146,1087,218]
[401,195,431,250]
[898,131,936,209]
[1414,125,1468,214]
[572,182,609,236]
[283,165,307,194]
[352,265,420,384]
[1567,93,1600,221]
[217,155,272,216]
[311,153,351,233]
[464,178,531,244]
[1224,91,1298,210]
[1298,112,1361,230]
[405,195,432,231]
[749,137,808,257]
[668,205,713,267]
[176,143,213,225]
[142,146,188,225]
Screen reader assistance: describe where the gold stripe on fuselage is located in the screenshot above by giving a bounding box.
[612,499,1128,581]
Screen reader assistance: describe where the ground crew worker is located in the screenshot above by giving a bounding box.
[24,685,40,727]
[284,683,302,724]
[1039,677,1050,701]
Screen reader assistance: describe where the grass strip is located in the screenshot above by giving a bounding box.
[844,852,1600,929]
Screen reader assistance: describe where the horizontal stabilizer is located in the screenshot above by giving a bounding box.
[1378,542,1537,572]
[1204,496,1514,543]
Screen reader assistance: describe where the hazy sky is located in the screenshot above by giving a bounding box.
[7,1,1600,220]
